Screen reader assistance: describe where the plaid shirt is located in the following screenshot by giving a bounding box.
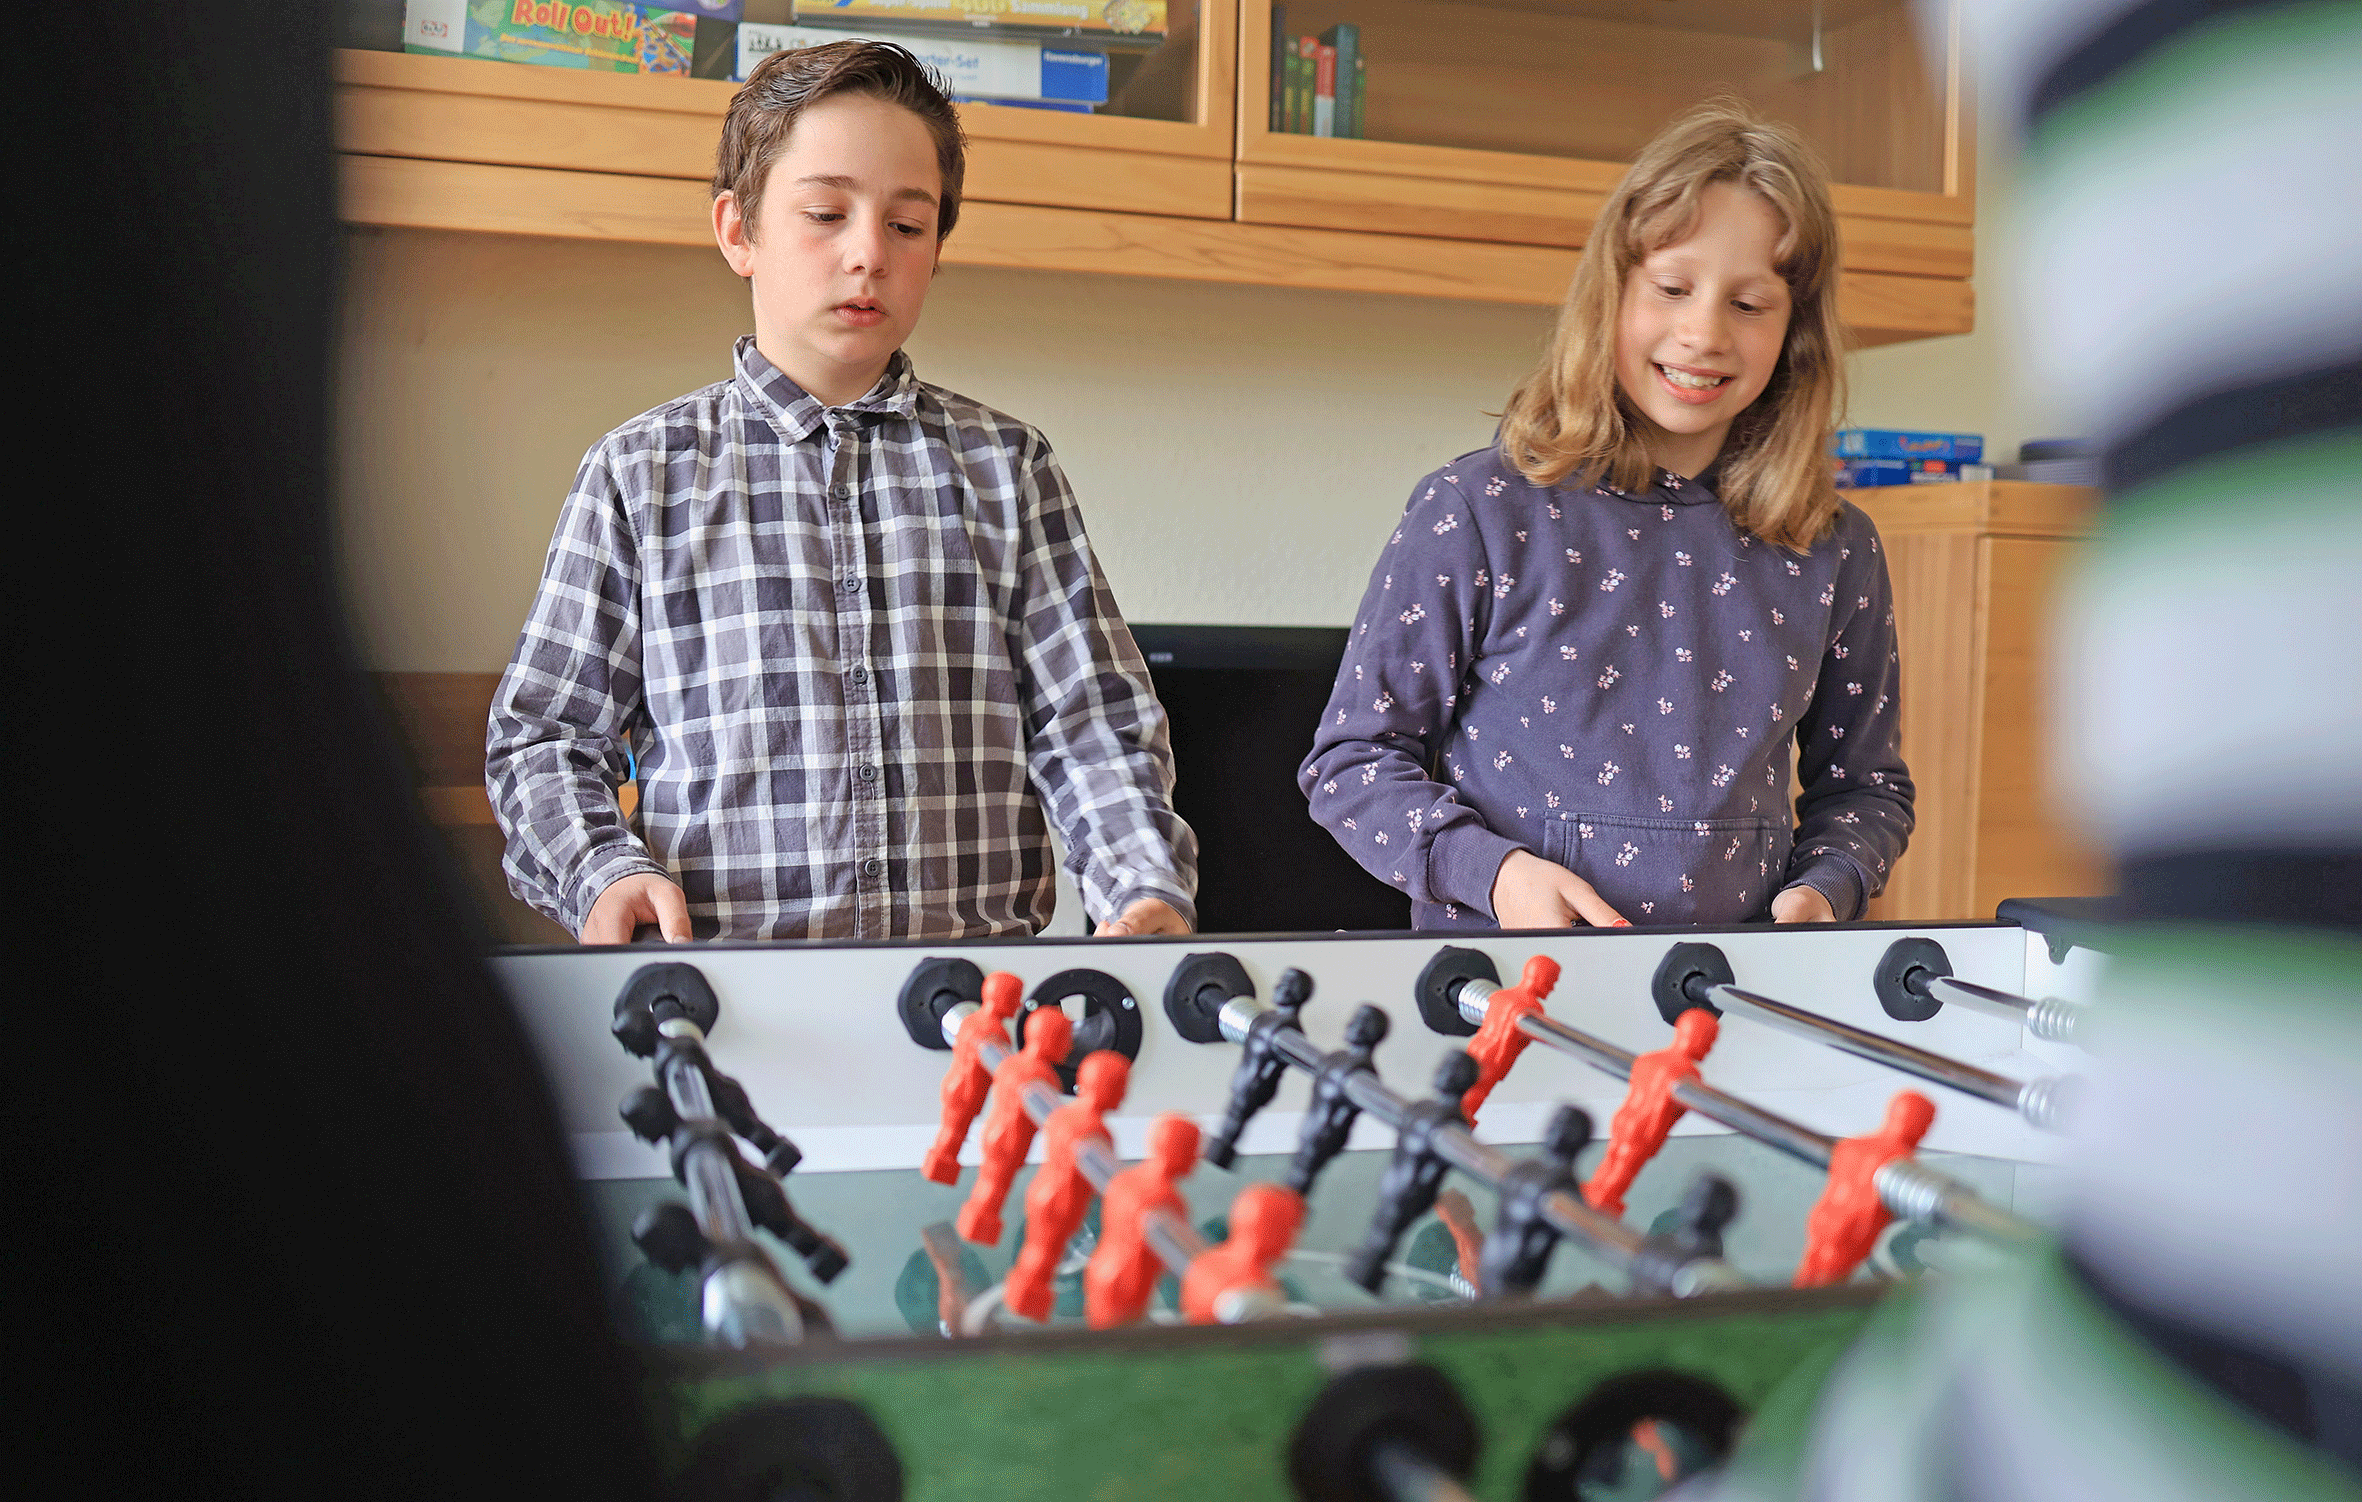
[487,338,1197,941]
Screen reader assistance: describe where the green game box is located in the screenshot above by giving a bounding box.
[404,0,699,74]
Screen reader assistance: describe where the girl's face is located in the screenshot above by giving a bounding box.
[1613,181,1793,479]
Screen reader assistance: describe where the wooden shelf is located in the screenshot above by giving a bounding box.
[334,45,1236,221]
[332,6,1974,338]
[342,151,1966,336]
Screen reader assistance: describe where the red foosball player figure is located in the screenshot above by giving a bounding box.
[1794,1090,1936,1288]
[954,1006,1073,1246]
[1461,954,1562,1123]
[1582,1007,1719,1218]
[1085,1112,1199,1329]
[920,971,1025,1185]
[1003,1049,1131,1322]
[1180,1182,1304,1325]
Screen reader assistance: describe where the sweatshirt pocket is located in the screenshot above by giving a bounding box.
[1539,812,1789,925]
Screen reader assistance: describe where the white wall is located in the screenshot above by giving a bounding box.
[336,232,1556,669]
[337,122,2051,669]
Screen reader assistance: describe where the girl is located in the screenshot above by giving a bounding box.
[1301,99,1913,931]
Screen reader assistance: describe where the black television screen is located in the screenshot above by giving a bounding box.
[1133,624,1415,934]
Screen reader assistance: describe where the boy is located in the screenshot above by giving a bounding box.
[486,42,1196,943]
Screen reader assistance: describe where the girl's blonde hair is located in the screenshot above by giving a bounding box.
[1498,98,1847,551]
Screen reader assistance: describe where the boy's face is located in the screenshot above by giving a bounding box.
[1613,181,1793,479]
[714,92,943,407]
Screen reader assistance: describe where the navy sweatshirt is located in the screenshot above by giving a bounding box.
[1300,446,1914,929]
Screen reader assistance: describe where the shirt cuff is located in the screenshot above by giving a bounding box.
[1428,822,1528,922]
[1105,883,1197,932]
[1782,852,1868,922]
[564,852,671,936]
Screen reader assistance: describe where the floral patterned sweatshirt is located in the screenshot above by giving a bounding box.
[1300,446,1914,930]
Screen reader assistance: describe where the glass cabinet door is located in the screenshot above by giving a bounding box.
[1245,0,1961,200]
[730,0,1211,128]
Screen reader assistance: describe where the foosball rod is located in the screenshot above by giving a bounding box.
[649,1016,817,1345]
[1691,980,2077,1132]
[938,1005,1272,1320]
[1207,991,1750,1298]
[1445,977,2037,1248]
[1369,1439,1480,1502]
[1917,974,2088,1047]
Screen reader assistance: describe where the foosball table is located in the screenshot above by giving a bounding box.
[494,915,2102,1501]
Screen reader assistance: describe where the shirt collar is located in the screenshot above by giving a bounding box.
[733,336,920,440]
[1591,466,1724,507]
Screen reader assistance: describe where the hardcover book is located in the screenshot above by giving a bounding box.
[1268,4,1287,132]
[1312,40,1334,136]
[1293,35,1316,133]
[1320,22,1357,138]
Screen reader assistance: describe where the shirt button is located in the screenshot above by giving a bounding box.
[840,573,860,592]
[857,764,878,783]
[833,484,854,500]
[860,856,884,878]
[849,665,870,685]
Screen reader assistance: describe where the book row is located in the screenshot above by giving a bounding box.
[1267,10,1362,138]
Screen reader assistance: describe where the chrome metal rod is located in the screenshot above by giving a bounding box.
[1518,1014,1834,1170]
[1502,1012,2039,1246]
[1927,976,2087,1047]
[659,1022,763,1249]
[655,1018,806,1344]
[1711,985,2073,1130]
[1218,993,1738,1292]
[975,1037,1211,1277]
[1369,1440,1480,1502]
[1874,1158,2042,1246]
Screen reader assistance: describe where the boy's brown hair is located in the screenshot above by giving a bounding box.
[713,41,968,240]
[1497,97,1847,551]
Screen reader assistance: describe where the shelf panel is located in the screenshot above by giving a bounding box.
[343,153,714,244]
[1236,162,1603,245]
[341,154,1971,336]
[1837,268,1971,344]
[1236,164,1970,275]
[950,198,1575,301]
[1847,480,2099,540]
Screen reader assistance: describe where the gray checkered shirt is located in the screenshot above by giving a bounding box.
[487,338,1197,941]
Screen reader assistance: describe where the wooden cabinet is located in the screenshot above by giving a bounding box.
[1236,0,1972,342]
[335,0,1973,333]
[1851,482,2113,922]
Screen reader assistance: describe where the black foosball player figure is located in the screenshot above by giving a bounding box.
[1205,968,1312,1169]
[1479,1103,1593,1297]
[1345,1050,1481,1294]
[1284,1004,1391,1197]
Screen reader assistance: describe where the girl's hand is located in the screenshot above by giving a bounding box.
[1491,850,1629,929]
[1770,884,1836,924]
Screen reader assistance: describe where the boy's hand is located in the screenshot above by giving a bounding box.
[1095,898,1191,937]
[1770,884,1836,924]
[1490,850,1628,929]
[581,872,692,945]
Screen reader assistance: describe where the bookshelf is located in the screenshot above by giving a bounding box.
[334,0,1973,333]
[1236,0,1974,340]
